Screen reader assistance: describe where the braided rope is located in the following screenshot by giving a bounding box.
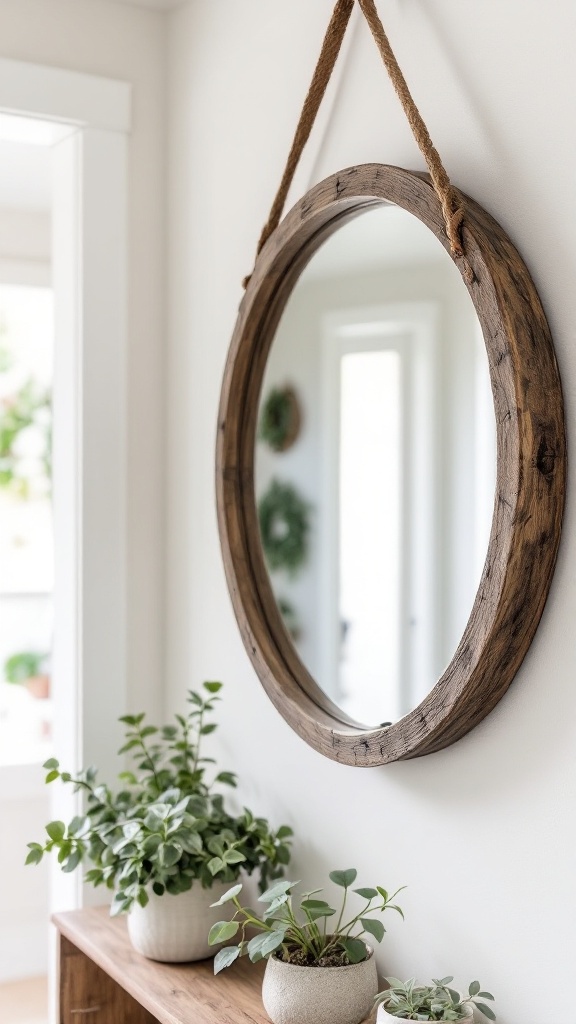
[244,0,472,288]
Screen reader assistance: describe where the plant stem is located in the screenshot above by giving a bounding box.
[134,729,162,794]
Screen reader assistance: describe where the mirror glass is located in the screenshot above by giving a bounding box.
[255,204,496,728]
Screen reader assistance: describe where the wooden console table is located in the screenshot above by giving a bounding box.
[53,907,376,1024]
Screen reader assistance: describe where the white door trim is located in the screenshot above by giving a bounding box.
[320,302,440,719]
[0,57,131,132]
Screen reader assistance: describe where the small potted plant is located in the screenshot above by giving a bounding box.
[375,977,496,1022]
[26,682,292,962]
[5,650,50,699]
[209,869,405,1024]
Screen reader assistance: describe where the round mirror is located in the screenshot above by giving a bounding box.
[217,165,565,765]
[254,204,495,729]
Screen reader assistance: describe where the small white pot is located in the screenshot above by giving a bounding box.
[262,946,378,1024]
[376,1002,473,1023]
[127,879,232,963]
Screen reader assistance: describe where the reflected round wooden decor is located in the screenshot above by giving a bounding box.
[216,164,566,766]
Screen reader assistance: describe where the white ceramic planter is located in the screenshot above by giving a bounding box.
[262,946,378,1024]
[127,879,232,963]
[376,1002,473,1023]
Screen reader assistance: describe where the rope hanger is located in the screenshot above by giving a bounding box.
[244,0,472,288]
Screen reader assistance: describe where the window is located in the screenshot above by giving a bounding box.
[0,283,53,766]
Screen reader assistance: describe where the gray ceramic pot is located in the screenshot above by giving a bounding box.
[262,946,378,1024]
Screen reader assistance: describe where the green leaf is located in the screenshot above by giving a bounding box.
[300,900,336,921]
[161,844,182,867]
[474,1004,496,1021]
[390,904,405,919]
[214,945,240,974]
[25,846,43,866]
[208,857,226,876]
[469,982,480,997]
[477,993,495,1001]
[208,920,240,945]
[329,869,357,889]
[45,771,59,784]
[46,821,66,842]
[262,894,289,918]
[210,884,243,907]
[152,882,165,897]
[62,849,82,873]
[340,937,368,963]
[43,758,59,770]
[376,886,389,901]
[223,849,246,865]
[137,889,149,909]
[139,726,158,738]
[207,838,225,857]
[68,816,90,838]
[361,917,385,943]
[181,832,203,855]
[258,879,297,903]
[354,888,378,900]
[247,930,285,961]
[215,772,237,787]
[200,724,217,735]
[276,826,293,840]
[203,681,223,693]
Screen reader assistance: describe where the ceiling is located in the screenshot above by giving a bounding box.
[302,204,447,282]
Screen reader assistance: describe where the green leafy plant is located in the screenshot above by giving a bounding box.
[26,682,293,915]
[4,650,49,684]
[209,868,405,974]
[375,978,496,1021]
[0,378,51,497]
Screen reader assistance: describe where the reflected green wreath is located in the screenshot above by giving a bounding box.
[258,479,310,575]
[258,386,301,452]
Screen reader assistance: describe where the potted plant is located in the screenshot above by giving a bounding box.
[209,869,405,1024]
[375,978,496,1022]
[5,650,50,699]
[26,682,293,962]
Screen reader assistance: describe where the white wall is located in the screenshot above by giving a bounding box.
[166,4,576,1024]
[0,0,167,725]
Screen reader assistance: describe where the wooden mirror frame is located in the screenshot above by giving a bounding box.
[216,164,566,765]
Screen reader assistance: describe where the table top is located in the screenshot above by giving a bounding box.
[53,906,376,1024]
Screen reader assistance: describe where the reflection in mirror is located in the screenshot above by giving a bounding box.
[255,204,496,728]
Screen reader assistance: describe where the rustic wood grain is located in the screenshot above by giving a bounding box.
[215,164,566,766]
[54,908,376,1024]
[59,932,156,1024]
